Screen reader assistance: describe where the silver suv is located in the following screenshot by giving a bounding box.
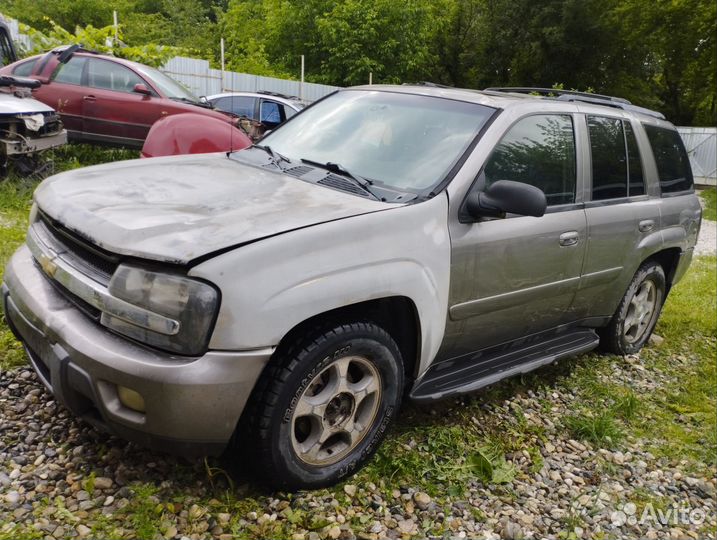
[2,86,701,489]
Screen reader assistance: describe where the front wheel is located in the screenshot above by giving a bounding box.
[599,261,666,355]
[241,322,404,490]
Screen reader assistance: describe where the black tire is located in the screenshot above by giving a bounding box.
[598,261,666,355]
[240,322,404,490]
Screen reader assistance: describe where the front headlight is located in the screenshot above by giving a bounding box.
[102,264,219,356]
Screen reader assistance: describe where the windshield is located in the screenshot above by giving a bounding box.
[135,65,200,103]
[261,90,495,194]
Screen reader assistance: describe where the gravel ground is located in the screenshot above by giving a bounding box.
[1,349,715,540]
[696,219,716,256]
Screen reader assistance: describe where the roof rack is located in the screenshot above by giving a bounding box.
[51,44,101,63]
[484,87,665,120]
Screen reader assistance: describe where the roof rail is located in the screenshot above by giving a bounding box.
[256,90,301,100]
[404,81,454,88]
[484,87,665,120]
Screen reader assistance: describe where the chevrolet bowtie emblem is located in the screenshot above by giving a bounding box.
[38,252,58,278]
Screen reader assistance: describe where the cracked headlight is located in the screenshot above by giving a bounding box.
[102,265,219,356]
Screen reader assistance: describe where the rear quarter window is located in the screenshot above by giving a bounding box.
[644,125,694,194]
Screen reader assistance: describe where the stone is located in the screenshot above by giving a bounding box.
[413,492,431,510]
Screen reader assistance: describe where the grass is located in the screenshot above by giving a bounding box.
[700,187,716,221]
[0,144,715,538]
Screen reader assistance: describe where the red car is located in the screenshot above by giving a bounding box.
[0,46,246,150]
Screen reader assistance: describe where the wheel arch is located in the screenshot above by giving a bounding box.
[643,247,682,292]
[272,296,422,384]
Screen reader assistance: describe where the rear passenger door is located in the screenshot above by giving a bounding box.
[33,56,88,134]
[572,114,660,320]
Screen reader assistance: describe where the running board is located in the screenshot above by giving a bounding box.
[410,328,599,402]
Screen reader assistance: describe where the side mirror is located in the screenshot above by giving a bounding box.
[465,180,547,220]
[133,83,152,96]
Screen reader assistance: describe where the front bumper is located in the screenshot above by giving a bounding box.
[1,129,67,155]
[2,245,272,456]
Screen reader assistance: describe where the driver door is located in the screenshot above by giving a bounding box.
[444,113,587,359]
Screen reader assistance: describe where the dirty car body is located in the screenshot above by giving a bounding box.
[2,85,701,489]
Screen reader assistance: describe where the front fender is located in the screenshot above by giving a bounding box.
[190,194,451,377]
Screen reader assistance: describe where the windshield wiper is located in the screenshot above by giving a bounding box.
[300,158,379,199]
[254,144,291,170]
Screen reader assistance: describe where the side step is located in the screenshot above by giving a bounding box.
[410,328,599,402]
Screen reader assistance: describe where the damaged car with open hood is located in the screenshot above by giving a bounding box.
[2,85,701,489]
[0,20,67,176]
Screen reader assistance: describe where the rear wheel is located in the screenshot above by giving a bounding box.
[241,322,403,490]
[599,261,666,355]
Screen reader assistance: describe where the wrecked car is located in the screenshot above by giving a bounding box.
[0,21,67,176]
[0,45,245,149]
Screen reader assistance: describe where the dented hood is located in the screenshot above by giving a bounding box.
[34,153,392,264]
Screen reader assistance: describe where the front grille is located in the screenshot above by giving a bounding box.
[36,213,118,285]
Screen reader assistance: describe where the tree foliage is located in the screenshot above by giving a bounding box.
[20,19,185,67]
[4,0,715,125]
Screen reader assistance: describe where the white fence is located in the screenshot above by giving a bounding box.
[677,127,716,188]
[161,56,338,102]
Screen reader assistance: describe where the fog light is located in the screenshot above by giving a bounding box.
[118,386,146,412]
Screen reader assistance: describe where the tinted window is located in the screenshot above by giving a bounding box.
[485,114,576,205]
[52,56,87,85]
[213,96,255,118]
[13,58,38,77]
[588,116,627,200]
[625,122,645,196]
[644,125,694,194]
[87,58,144,93]
[260,100,282,124]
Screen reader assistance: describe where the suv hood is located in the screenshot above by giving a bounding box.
[34,153,394,264]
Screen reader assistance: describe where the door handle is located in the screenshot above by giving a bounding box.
[639,219,655,232]
[83,95,96,102]
[559,231,579,247]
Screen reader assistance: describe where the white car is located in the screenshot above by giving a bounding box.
[0,22,66,176]
[206,91,305,133]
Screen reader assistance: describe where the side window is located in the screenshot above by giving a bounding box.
[624,122,645,196]
[644,125,694,194]
[260,100,282,125]
[213,96,256,118]
[588,116,627,200]
[52,56,87,85]
[87,58,144,93]
[485,114,576,205]
[13,58,38,77]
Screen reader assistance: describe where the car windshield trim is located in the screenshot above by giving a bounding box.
[257,89,497,197]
